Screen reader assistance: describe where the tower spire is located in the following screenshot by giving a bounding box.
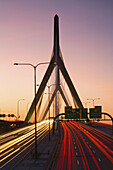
[54,14,60,116]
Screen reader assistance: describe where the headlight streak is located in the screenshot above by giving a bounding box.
[10,126,51,170]
[0,130,35,153]
[0,120,53,169]
[0,148,20,162]
[20,126,49,148]
[0,120,52,144]
[0,148,14,158]
[0,126,35,145]
[16,120,51,148]
[1,136,16,144]
[0,121,51,153]
[17,123,48,146]
[0,139,36,169]
[0,125,34,140]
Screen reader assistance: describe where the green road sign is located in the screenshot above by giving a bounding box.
[72,109,80,119]
[82,109,88,119]
[65,106,72,113]
[90,106,102,118]
[65,106,88,119]
[74,109,81,119]
[75,109,88,119]
[65,106,72,119]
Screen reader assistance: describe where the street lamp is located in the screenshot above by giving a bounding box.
[83,102,90,108]
[44,92,54,118]
[87,98,100,108]
[37,83,56,141]
[47,84,59,141]
[17,99,25,119]
[14,62,50,159]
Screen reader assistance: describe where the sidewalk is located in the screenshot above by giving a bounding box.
[14,129,59,170]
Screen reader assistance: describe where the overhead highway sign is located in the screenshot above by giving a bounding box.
[89,106,102,118]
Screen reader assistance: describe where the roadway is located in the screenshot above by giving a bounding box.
[1,120,113,169]
[91,121,113,135]
[0,120,53,169]
[52,121,113,170]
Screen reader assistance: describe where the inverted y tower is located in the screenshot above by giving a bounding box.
[25,14,83,123]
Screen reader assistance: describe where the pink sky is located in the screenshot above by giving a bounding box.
[0,0,113,121]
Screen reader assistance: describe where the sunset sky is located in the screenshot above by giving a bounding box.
[0,0,113,121]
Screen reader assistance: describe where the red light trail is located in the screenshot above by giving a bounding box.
[54,121,113,169]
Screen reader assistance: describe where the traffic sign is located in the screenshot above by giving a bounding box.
[74,109,80,119]
[90,106,102,118]
[65,106,72,113]
[74,109,88,119]
[65,106,72,119]
[72,109,80,119]
[65,107,88,119]
[82,109,88,119]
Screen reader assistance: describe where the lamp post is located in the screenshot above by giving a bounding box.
[14,62,50,159]
[87,98,100,108]
[46,92,54,118]
[46,84,57,141]
[17,99,25,119]
[37,83,56,141]
[83,102,90,108]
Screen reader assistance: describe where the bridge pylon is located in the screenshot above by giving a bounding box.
[25,14,83,123]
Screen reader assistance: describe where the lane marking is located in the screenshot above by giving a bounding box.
[76,152,78,156]
[77,160,79,165]
[93,150,95,153]
[75,146,77,149]
[89,145,92,148]
[98,158,101,162]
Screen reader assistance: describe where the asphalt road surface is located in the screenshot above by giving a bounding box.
[53,121,113,170]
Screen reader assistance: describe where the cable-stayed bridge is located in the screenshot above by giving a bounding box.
[0,14,113,170]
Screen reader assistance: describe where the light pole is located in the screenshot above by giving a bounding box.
[14,62,50,159]
[83,102,90,108]
[87,98,100,108]
[46,84,57,141]
[44,92,54,115]
[17,99,25,119]
[37,83,56,141]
